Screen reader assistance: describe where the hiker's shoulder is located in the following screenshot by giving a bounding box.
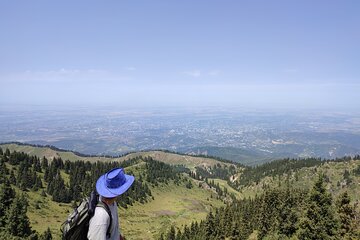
[92,206,111,223]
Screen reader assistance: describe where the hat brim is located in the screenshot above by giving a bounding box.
[96,173,135,198]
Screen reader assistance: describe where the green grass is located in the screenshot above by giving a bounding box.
[120,179,224,240]
[15,188,71,239]
[238,160,360,210]
[0,143,230,169]
[1,143,121,163]
[4,143,360,239]
[208,178,242,199]
[21,176,224,240]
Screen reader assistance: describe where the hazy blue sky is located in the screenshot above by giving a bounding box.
[0,1,359,110]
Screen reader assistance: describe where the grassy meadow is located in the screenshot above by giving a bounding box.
[23,177,224,240]
[0,143,230,169]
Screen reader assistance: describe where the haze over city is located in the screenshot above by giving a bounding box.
[1,1,359,161]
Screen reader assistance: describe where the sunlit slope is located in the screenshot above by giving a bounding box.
[0,143,230,169]
[23,172,223,240]
[1,143,113,163]
[237,160,360,208]
[0,144,227,240]
[120,181,224,240]
[3,143,360,239]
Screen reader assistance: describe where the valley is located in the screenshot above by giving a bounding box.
[1,108,360,165]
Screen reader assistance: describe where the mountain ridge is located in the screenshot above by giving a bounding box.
[0,142,234,169]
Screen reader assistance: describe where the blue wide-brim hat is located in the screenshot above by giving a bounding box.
[96,168,135,198]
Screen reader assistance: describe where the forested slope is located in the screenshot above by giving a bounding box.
[0,147,225,239]
[1,145,360,240]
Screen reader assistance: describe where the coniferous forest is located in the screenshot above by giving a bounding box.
[0,146,360,239]
[0,148,186,239]
[162,175,360,240]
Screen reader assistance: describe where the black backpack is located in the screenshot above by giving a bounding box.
[61,191,113,240]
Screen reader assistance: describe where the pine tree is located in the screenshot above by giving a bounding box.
[230,221,240,240]
[41,157,48,172]
[4,148,10,158]
[9,170,17,185]
[40,227,52,240]
[205,211,216,238]
[182,225,191,240]
[0,180,16,227]
[41,189,47,197]
[343,170,352,185]
[166,226,176,240]
[278,188,298,237]
[35,176,43,189]
[258,188,281,238]
[175,229,182,240]
[33,158,42,172]
[6,194,32,237]
[298,174,339,240]
[0,158,9,184]
[336,192,357,239]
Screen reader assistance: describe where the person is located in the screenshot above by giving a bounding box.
[88,168,134,240]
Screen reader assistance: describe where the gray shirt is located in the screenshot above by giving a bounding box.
[88,198,120,240]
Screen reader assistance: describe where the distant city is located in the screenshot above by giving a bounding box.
[1,106,360,164]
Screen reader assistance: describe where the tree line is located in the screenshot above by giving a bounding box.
[0,147,186,239]
[161,174,360,240]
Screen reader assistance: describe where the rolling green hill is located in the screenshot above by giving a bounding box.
[1,143,359,239]
[0,143,232,169]
[0,145,229,240]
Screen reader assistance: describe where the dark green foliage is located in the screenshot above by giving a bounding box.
[353,165,360,176]
[5,194,32,237]
[185,180,193,189]
[0,180,16,227]
[204,211,215,238]
[298,175,339,240]
[205,180,234,201]
[2,149,156,207]
[277,188,300,237]
[193,163,237,181]
[13,157,44,191]
[41,157,48,171]
[39,227,52,240]
[163,173,360,240]
[343,170,352,185]
[0,149,168,238]
[40,190,47,197]
[117,177,151,207]
[33,158,42,173]
[47,170,72,203]
[0,231,26,240]
[0,158,9,184]
[170,187,307,240]
[235,157,324,187]
[336,192,358,239]
[166,226,176,240]
[9,170,17,185]
[258,188,282,238]
[2,147,360,239]
[4,148,11,158]
[145,157,180,184]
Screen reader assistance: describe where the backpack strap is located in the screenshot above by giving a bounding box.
[97,201,113,239]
